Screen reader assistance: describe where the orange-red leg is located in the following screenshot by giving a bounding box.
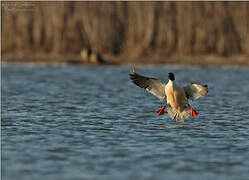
[156,104,168,115]
[188,104,199,118]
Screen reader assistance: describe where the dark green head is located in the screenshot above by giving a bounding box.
[168,72,175,81]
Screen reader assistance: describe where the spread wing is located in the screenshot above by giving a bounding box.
[130,68,166,101]
[183,83,208,100]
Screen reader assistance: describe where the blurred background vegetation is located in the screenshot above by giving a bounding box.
[2,1,249,65]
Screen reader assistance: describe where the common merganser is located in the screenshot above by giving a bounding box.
[130,69,208,122]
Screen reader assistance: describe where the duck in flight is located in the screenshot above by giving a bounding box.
[130,69,208,122]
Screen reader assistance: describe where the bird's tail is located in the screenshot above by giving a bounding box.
[167,106,190,122]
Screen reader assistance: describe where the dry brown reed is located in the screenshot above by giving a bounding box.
[2,2,249,63]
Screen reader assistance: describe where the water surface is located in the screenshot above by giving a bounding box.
[2,64,249,180]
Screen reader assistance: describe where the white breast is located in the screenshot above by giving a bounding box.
[165,80,187,112]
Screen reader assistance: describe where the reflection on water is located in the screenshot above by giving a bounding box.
[2,64,249,180]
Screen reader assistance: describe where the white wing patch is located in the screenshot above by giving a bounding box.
[183,83,208,100]
[130,69,166,101]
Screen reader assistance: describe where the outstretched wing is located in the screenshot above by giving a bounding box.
[130,68,166,101]
[183,83,208,100]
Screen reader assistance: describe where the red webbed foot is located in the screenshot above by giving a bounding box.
[156,104,168,115]
[188,104,199,118]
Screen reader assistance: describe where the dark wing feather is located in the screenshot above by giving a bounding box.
[130,69,166,101]
[183,83,208,100]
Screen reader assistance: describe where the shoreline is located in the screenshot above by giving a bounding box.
[2,54,249,67]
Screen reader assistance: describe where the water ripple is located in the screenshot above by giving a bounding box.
[2,65,249,180]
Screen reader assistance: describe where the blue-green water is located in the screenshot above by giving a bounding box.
[2,64,249,180]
